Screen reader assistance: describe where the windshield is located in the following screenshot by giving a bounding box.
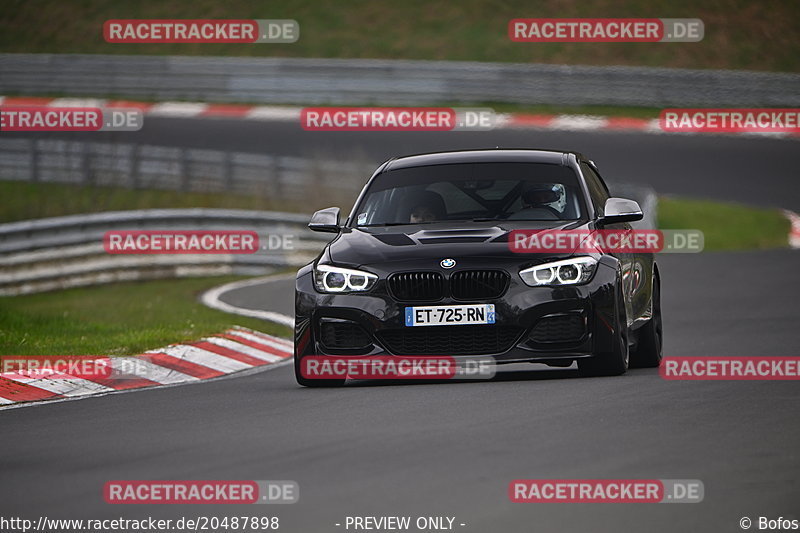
[353,162,586,226]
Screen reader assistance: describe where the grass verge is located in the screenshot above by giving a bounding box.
[0,180,298,223]
[1,0,798,72]
[658,196,790,251]
[0,276,293,356]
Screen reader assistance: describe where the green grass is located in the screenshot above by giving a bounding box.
[0,180,301,223]
[658,196,790,251]
[1,0,798,72]
[0,276,292,356]
[486,103,661,120]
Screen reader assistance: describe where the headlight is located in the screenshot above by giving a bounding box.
[314,264,378,293]
[519,257,598,287]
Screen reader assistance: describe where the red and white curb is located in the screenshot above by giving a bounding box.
[0,326,292,409]
[784,210,800,249]
[1,96,797,139]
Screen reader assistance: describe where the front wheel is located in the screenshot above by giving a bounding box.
[579,283,629,377]
[630,276,663,368]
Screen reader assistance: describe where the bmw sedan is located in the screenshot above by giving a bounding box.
[294,149,662,386]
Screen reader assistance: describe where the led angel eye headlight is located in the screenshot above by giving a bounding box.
[314,264,378,293]
[520,257,598,287]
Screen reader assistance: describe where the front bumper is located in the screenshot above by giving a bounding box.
[295,259,620,364]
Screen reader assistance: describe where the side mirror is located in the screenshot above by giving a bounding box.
[308,207,341,233]
[600,197,643,225]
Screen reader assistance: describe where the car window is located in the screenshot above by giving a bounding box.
[427,182,484,215]
[580,162,610,217]
[354,162,586,226]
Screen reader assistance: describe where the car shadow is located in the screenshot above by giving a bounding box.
[343,364,583,387]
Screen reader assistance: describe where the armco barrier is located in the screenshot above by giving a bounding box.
[1,54,798,107]
[0,138,375,207]
[0,209,330,296]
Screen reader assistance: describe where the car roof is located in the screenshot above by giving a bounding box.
[383,149,586,171]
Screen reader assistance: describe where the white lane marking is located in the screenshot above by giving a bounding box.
[224,329,293,354]
[50,98,105,108]
[153,345,253,373]
[245,106,302,121]
[203,337,285,363]
[549,114,608,131]
[10,374,114,397]
[110,357,198,385]
[147,102,209,117]
[0,396,15,404]
[200,273,296,328]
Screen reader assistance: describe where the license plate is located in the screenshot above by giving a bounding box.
[405,304,496,327]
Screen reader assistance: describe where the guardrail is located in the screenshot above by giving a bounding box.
[0,208,330,296]
[1,54,798,107]
[0,138,375,207]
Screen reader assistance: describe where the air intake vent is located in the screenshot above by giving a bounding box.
[320,321,372,349]
[529,313,587,343]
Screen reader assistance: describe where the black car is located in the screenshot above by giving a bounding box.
[294,149,662,386]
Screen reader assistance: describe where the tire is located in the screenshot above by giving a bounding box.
[630,276,663,368]
[579,282,629,377]
[294,353,346,388]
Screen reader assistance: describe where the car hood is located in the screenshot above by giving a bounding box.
[327,220,588,267]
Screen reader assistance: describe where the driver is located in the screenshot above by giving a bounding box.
[410,205,437,223]
[507,184,562,220]
[405,190,447,223]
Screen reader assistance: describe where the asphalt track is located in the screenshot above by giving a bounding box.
[1,120,799,532]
